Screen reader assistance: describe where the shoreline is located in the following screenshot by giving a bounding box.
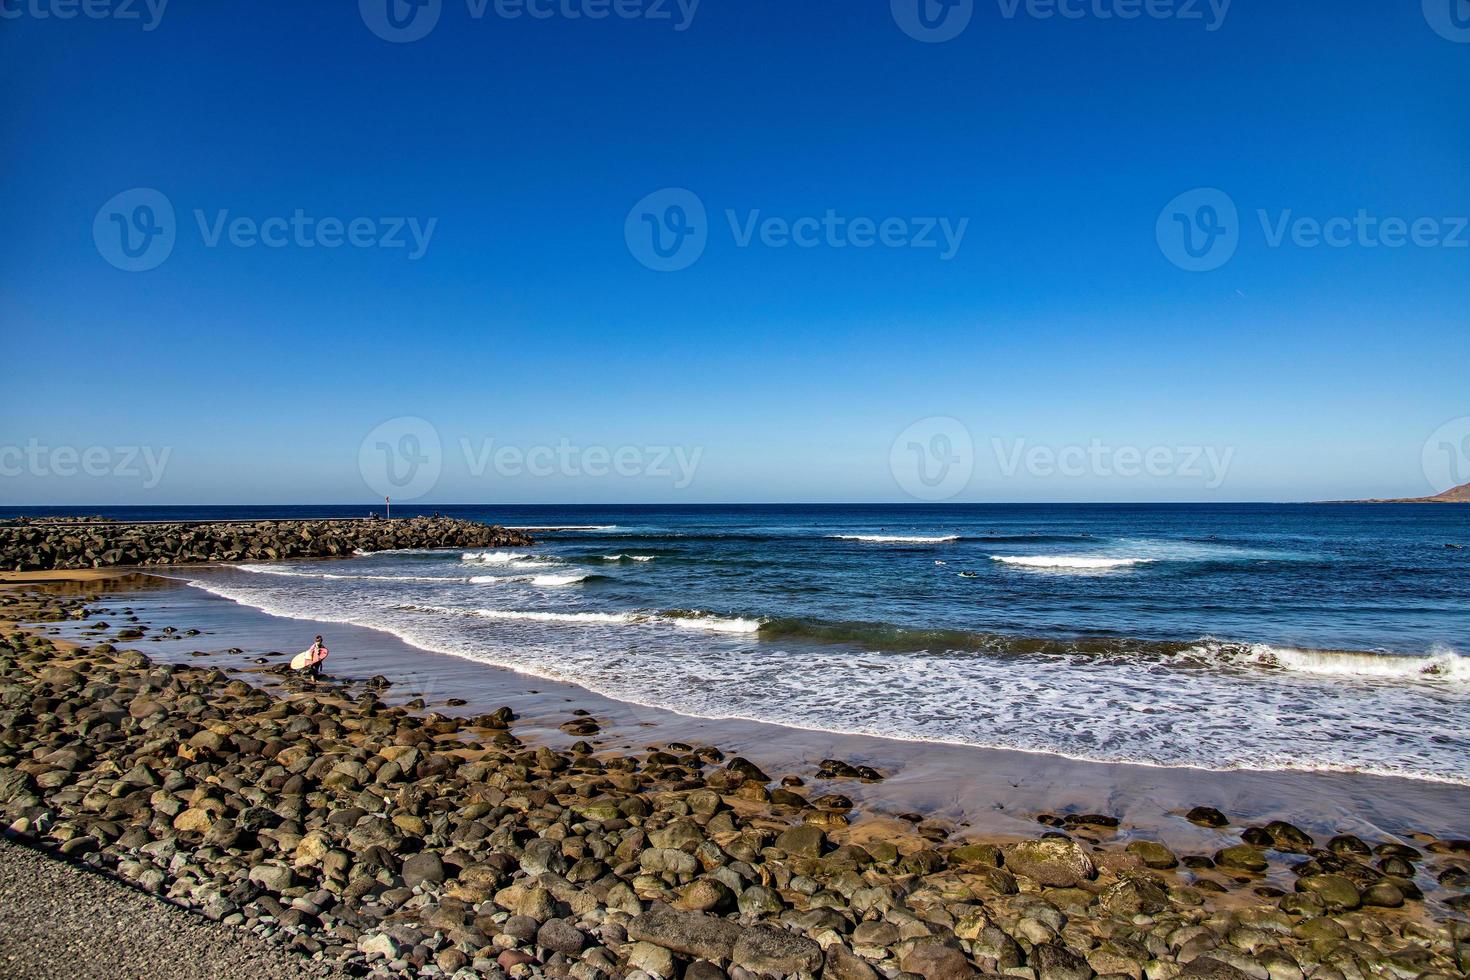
[2,582,1468,979]
[22,568,1470,846]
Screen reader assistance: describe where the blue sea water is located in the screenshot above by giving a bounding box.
[11,503,1470,782]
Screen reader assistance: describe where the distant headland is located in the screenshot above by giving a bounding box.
[1328,481,1470,504]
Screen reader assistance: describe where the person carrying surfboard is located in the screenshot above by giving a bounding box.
[291,635,328,679]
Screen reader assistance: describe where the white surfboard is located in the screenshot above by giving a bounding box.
[290,649,315,670]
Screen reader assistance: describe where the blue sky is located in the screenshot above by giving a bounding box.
[2,0,1468,504]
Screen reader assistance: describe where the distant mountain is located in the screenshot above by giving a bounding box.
[1335,481,1470,504]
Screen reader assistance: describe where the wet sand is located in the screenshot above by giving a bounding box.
[22,570,1470,856]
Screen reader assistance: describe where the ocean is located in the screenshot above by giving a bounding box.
[12,503,1469,784]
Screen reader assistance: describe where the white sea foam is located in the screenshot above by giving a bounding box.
[177,547,1470,787]
[1220,642,1470,683]
[505,525,617,531]
[460,551,531,564]
[236,566,458,583]
[531,573,593,586]
[991,555,1151,570]
[472,608,641,625]
[602,554,656,562]
[667,614,763,634]
[440,602,757,632]
[831,534,960,544]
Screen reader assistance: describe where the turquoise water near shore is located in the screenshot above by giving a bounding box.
[40,503,1458,785]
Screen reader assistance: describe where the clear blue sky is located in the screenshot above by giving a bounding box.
[2,0,1467,505]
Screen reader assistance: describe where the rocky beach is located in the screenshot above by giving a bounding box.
[2,566,1469,980]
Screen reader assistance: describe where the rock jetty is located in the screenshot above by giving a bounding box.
[1,590,1467,980]
[0,517,532,572]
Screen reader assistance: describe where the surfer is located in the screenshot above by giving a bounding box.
[294,635,328,679]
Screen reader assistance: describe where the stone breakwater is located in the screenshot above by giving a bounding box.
[0,517,533,571]
[2,593,1469,980]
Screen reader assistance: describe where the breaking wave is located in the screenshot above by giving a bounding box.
[831,534,961,544]
[236,566,461,584]
[1209,641,1470,683]
[991,555,1152,570]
